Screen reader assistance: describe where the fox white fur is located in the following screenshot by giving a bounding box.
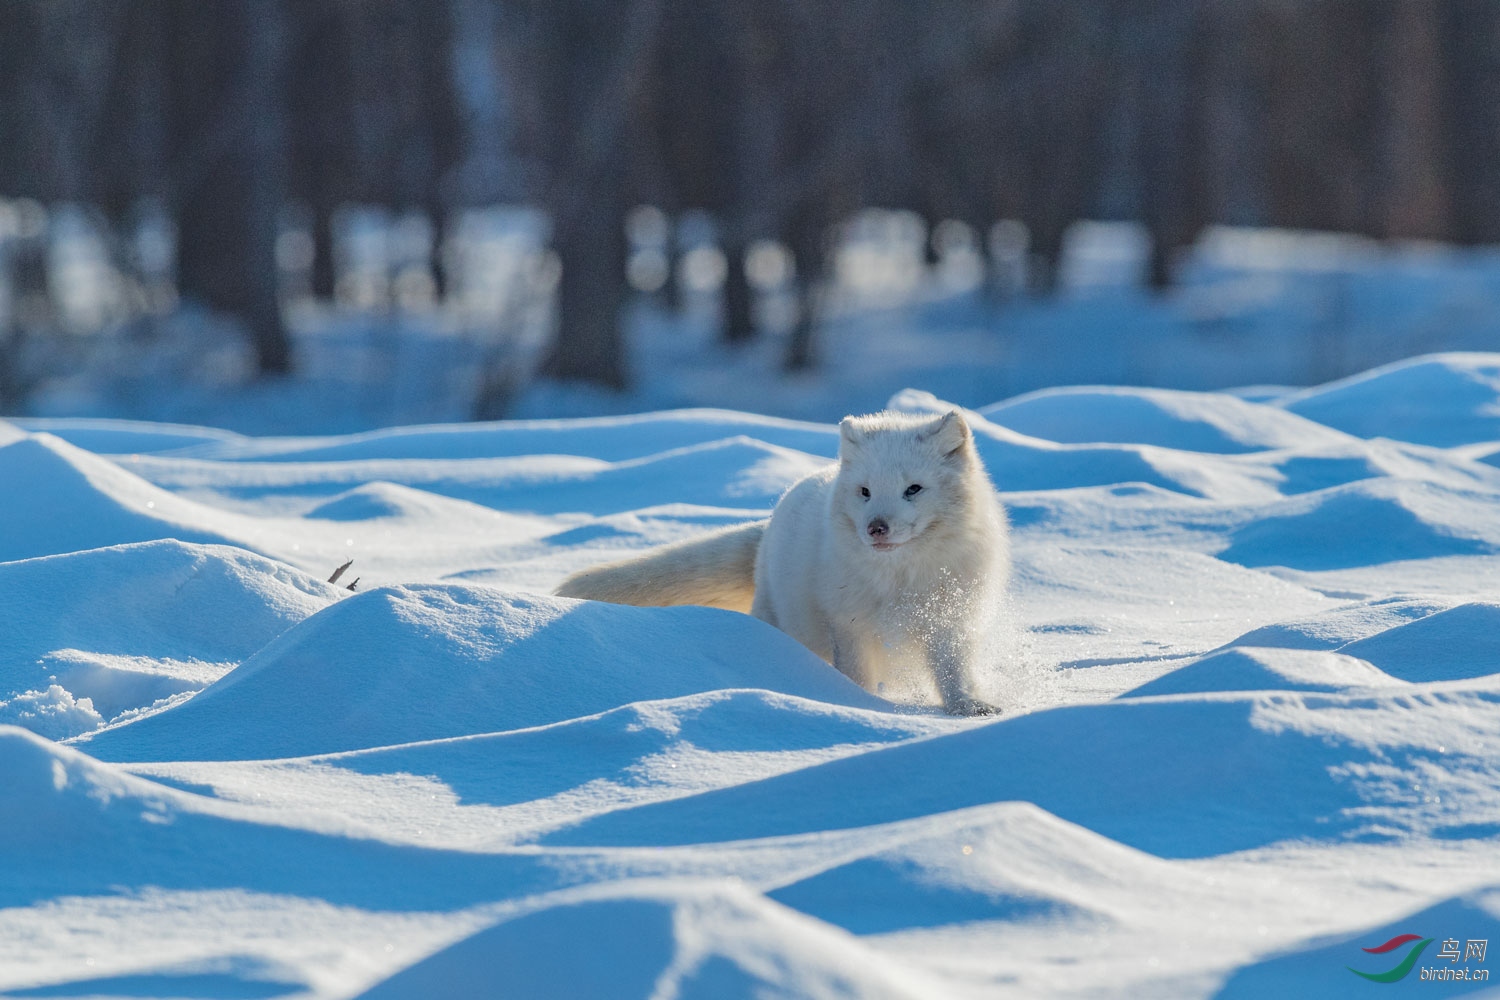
[555,410,1011,714]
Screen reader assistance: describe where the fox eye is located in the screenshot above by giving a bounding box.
[904,484,923,498]
[859,486,871,499]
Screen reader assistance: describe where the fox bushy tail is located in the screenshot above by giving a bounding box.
[554,520,767,613]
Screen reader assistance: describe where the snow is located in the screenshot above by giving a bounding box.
[82,587,885,762]
[1280,353,1500,447]
[980,384,1349,454]
[354,881,945,1000]
[4,349,1500,997]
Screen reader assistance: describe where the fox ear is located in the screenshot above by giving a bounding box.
[923,410,971,457]
[838,416,865,460]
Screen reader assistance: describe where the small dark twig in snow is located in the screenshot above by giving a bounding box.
[328,559,353,585]
[346,577,360,592]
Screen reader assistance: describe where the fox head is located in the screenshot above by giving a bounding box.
[834,410,979,551]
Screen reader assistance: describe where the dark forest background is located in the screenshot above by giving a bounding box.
[1,0,1495,411]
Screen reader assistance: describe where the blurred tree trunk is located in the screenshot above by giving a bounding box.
[784,288,818,371]
[1441,1,1500,243]
[428,207,449,301]
[1259,5,1382,232]
[782,211,826,372]
[647,0,756,342]
[1379,0,1451,240]
[660,217,684,315]
[168,0,292,376]
[1134,0,1200,290]
[543,185,629,388]
[310,203,337,301]
[285,4,348,306]
[387,0,462,302]
[720,241,755,345]
[242,3,290,373]
[1196,3,1264,228]
[505,0,662,391]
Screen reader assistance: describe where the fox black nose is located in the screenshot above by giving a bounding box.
[867,518,889,538]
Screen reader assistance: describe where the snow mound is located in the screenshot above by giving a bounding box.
[0,540,337,668]
[0,726,180,851]
[981,385,1348,454]
[1339,603,1500,682]
[1124,647,1401,697]
[303,481,547,542]
[1217,479,1500,569]
[82,586,882,761]
[1217,889,1500,998]
[12,417,245,455]
[888,388,1236,495]
[987,438,1198,495]
[0,959,306,1000]
[1265,449,1388,496]
[894,389,1301,499]
[169,689,943,847]
[1017,544,1335,669]
[1227,598,1446,650]
[0,686,104,741]
[0,725,566,914]
[306,481,443,521]
[768,801,1167,934]
[322,689,937,809]
[185,409,836,464]
[1279,352,1500,447]
[0,433,236,561]
[0,541,339,737]
[355,881,936,1000]
[485,436,828,516]
[546,688,1500,856]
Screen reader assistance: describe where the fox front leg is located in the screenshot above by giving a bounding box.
[831,625,881,694]
[929,633,995,717]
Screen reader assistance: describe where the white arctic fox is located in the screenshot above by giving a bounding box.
[556,410,1010,715]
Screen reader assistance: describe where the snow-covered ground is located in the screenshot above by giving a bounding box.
[5,351,1500,998]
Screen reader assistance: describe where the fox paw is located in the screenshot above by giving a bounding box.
[945,696,997,717]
